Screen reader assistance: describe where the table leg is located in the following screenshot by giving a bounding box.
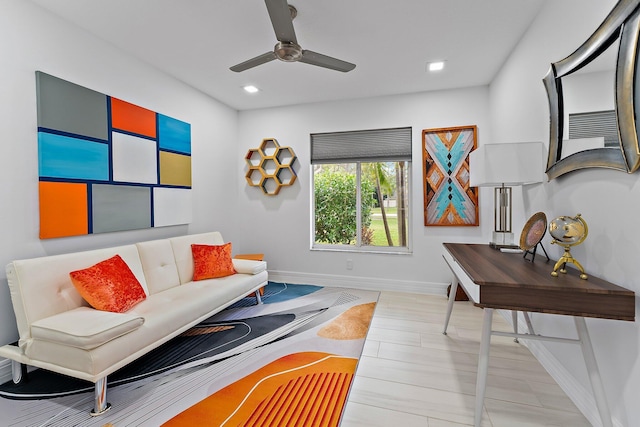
[475,308,493,427]
[511,312,536,343]
[523,311,535,335]
[443,280,458,335]
[574,317,612,427]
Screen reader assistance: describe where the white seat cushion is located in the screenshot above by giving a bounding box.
[31,307,144,350]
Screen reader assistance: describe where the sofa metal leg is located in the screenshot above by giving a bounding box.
[90,377,111,416]
[255,289,263,304]
[11,361,28,384]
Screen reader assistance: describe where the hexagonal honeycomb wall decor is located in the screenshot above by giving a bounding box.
[245,138,297,196]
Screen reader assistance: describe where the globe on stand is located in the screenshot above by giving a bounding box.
[549,213,588,280]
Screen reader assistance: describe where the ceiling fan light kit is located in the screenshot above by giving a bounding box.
[230,0,355,73]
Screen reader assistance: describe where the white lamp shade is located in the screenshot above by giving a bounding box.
[469,142,544,187]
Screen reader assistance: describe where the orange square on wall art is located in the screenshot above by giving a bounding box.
[39,181,88,239]
[110,97,157,138]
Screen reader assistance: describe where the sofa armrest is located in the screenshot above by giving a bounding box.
[232,259,267,275]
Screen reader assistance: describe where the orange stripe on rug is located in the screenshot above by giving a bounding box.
[162,352,357,427]
[179,325,234,337]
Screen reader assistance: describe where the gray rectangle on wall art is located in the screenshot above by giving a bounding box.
[91,184,151,233]
[36,71,109,141]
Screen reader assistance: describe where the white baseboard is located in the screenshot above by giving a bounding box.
[267,269,448,295]
[499,310,622,427]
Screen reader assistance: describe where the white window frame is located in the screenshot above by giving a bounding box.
[310,127,412,254]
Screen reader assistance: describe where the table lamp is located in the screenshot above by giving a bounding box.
[469,142,544,248]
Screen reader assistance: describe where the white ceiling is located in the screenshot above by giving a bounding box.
[30,0,546,111]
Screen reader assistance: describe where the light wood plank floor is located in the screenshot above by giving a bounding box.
[341,291,591,427]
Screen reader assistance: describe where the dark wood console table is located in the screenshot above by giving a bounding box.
[442,243,635,427]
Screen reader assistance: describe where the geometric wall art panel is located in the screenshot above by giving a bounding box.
[159,151,192,187]
[36,71,108,141]
[110,98,157,138]
[36,71,192,239]
[37,132,110,181]
[158,114,191,154]
[91,184,152,234]
[112,132,158,184]
[153,187,192,228]
[421,125,478,226]
[38,181,89,239]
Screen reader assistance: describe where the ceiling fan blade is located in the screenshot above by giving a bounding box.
[230,52,277,72]
[265,0,297,43]
[300,50,356,72]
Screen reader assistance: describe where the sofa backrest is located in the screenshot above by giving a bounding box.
[169,232,225,284]
[135,238,181,294]
[6,244,147,349]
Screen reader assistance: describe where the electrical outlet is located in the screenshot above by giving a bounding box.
[346,259,353,270]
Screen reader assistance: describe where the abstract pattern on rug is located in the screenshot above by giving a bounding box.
[0,282,378,426]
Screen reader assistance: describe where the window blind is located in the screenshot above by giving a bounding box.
[311,127,412,163]
[568,110,619,147]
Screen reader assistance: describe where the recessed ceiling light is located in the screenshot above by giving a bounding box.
[428,61,445,72]
[243,85,259,93]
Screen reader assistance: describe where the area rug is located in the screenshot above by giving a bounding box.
[0,282,379,426]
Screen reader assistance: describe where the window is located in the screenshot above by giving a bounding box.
[311,127,411,253]
[569,110,618,147]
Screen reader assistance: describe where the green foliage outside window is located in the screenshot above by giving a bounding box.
[314,170,376,244]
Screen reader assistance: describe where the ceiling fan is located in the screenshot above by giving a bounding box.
[230,0,356,73]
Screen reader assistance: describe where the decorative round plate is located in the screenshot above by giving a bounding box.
[519,212,547,251]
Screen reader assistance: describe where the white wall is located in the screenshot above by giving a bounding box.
[237,87,493,292]
[491,0,640,426]
[563,70,616,115]
[0,0,240,347]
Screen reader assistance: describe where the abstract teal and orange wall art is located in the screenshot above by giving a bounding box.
[421,125,478,226]
[36,71,192,239]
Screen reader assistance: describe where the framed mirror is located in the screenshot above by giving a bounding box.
[544,0,640,179]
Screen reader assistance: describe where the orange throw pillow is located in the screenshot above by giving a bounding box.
[69,255,146,313]
[192,243,237,280]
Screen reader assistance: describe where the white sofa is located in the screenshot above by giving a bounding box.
[0,232,267,415]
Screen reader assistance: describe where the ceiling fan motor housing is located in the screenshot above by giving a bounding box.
[274,41,303,62]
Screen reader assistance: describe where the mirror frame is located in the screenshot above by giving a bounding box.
[544,0,640,179]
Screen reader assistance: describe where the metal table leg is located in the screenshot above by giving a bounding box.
[575,317,612,427]
[443,280,459,335]
[512,310,519,342]
[475,308,493,427]
[523,311,535,334]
